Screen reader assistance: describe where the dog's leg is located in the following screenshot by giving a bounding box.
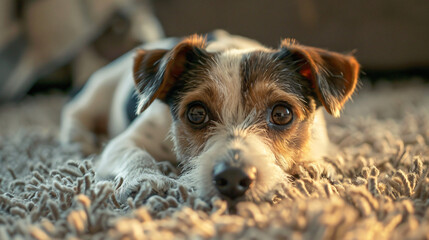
[60,54,133,154]
[96,99,176,201]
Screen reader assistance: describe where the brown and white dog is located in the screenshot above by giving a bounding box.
[60,30,359,204]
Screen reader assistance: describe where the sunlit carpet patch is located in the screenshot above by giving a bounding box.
[0,80,428,239]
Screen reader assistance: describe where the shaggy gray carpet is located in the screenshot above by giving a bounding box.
[0,80,428,240]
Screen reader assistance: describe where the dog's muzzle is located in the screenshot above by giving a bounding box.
[212,162,257,200]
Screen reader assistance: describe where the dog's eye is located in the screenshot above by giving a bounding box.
[187,103,209,126]
[270,104,293,126]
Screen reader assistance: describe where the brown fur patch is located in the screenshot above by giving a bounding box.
[266,107,315,170]
[171,78,224,160]
[280,39,359,117]
[240,51,312,119]
[171,121,211,160]
[133,35,211,113]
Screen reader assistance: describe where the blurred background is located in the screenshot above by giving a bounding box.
[0,0,428,102]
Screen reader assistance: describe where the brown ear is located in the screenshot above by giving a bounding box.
[281,39,360,117]
[133,35,208,113]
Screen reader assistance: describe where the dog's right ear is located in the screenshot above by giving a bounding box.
[133,35,208,113]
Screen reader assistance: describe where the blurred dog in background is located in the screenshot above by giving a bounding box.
[0,0,163,101]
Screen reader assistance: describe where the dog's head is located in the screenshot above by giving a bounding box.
[133,34,359,204]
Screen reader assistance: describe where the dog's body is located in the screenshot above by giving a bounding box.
[61,30,359,204]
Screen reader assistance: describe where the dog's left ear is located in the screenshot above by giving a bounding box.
[133,35,209,113]
[281,39,360,117]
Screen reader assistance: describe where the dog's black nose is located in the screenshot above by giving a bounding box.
[213,163,257,200]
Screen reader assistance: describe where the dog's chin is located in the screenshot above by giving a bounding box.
[198,186,277,211]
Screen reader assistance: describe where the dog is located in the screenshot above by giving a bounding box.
[60,30,359,205]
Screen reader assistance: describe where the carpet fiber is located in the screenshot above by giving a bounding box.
[1,80,428,239]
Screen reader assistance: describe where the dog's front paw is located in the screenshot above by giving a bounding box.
[115,173,179,203]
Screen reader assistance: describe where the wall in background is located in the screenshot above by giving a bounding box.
[153,0,429,71]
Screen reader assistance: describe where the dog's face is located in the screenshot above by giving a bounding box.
[133,35,359,203]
